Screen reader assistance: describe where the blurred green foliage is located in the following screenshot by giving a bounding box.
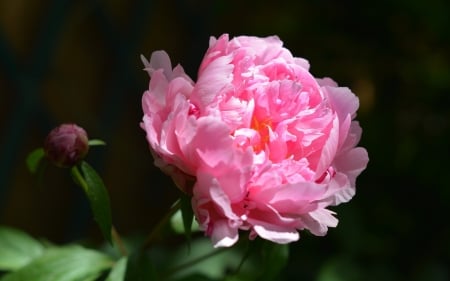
[1,0,449,280]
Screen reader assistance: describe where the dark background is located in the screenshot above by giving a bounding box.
[1,0,449,280]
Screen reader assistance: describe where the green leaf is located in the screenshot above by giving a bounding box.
[180,193,194,242]
[106,256,128,281]
[124,251,158,281]
[170,209,199,235]
[26,148,44,174]
[88,139,106,146]
[317,255,363,281]
[171,273,213,281]
[170,209,184,234]
[78,161,113,244]
[0,226,45,271]
[259,242,289,280]
[0,246,113,281]
[165,238,233,280]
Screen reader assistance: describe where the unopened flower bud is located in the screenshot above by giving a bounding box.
[44,124,89,168]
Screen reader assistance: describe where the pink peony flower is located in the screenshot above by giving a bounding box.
[141,34,368,247]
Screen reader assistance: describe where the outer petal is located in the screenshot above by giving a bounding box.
[143,70,169,113]
[253,224,299,244]
[315,117,340,179]
[141,51,172,79]
[192,55,234,110]
[211,220,239,247]
[320,172,354,206]
[323,84,360,119]
[193,172,243,248]
[334,147,369,186]
[300,208,338,236]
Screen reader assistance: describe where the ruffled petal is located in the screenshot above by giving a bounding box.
[211,220,239,247]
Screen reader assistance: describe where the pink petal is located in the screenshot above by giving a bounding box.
[147,50,173,79]
[208,177,238,219]
[253,224,299,244]
[187,117,233,168]
[340,121,363,152]
[251,181,328,206]
[143,70,169,113]
[316,77,338,87]
[192,55,233,109]
[301,208,338,236]
[211,220,239,247]
[315,117,339,179]
[324,84,360,119]
[334,147,369,185]
[321,172,354,205]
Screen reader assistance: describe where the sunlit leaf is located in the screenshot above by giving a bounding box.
[0,226,45,271]
[79,161,113,244]
[26,148,44,174]
[170,209,199,235]
[0,246,113,281]
[106,256,128,281]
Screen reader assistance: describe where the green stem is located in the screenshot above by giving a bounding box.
[142,200,181,250]
[71,165,88,193]
[111,226,128,256]
[231,237,252,276]
[71,166,128,256]
[163,247,228,278]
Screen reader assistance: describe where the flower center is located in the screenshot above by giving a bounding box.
[188,102,200,117]
[250,115,272,153]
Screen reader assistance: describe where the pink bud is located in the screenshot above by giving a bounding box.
[44,124,89,168]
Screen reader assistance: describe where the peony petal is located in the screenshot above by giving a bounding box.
[208,177,238,219]
[301,208,338,236]
[145,69,169,112]
[251,181,328,207]
[340,121,363,152]
[172,64,194,82]
[166,77,195,104]
[294,57,310,70]
[315,117,339,179]
[141,115,161,149]
[316,77,338,87]
[211,220,239,247]
[253,225,299,244]
[192,55,234,109]
[334,147,369,186]
[321,172,354,205]
[337,115,351,150]
[188,117,234,168]
[323,85,360,120]
[148,50,173,79]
